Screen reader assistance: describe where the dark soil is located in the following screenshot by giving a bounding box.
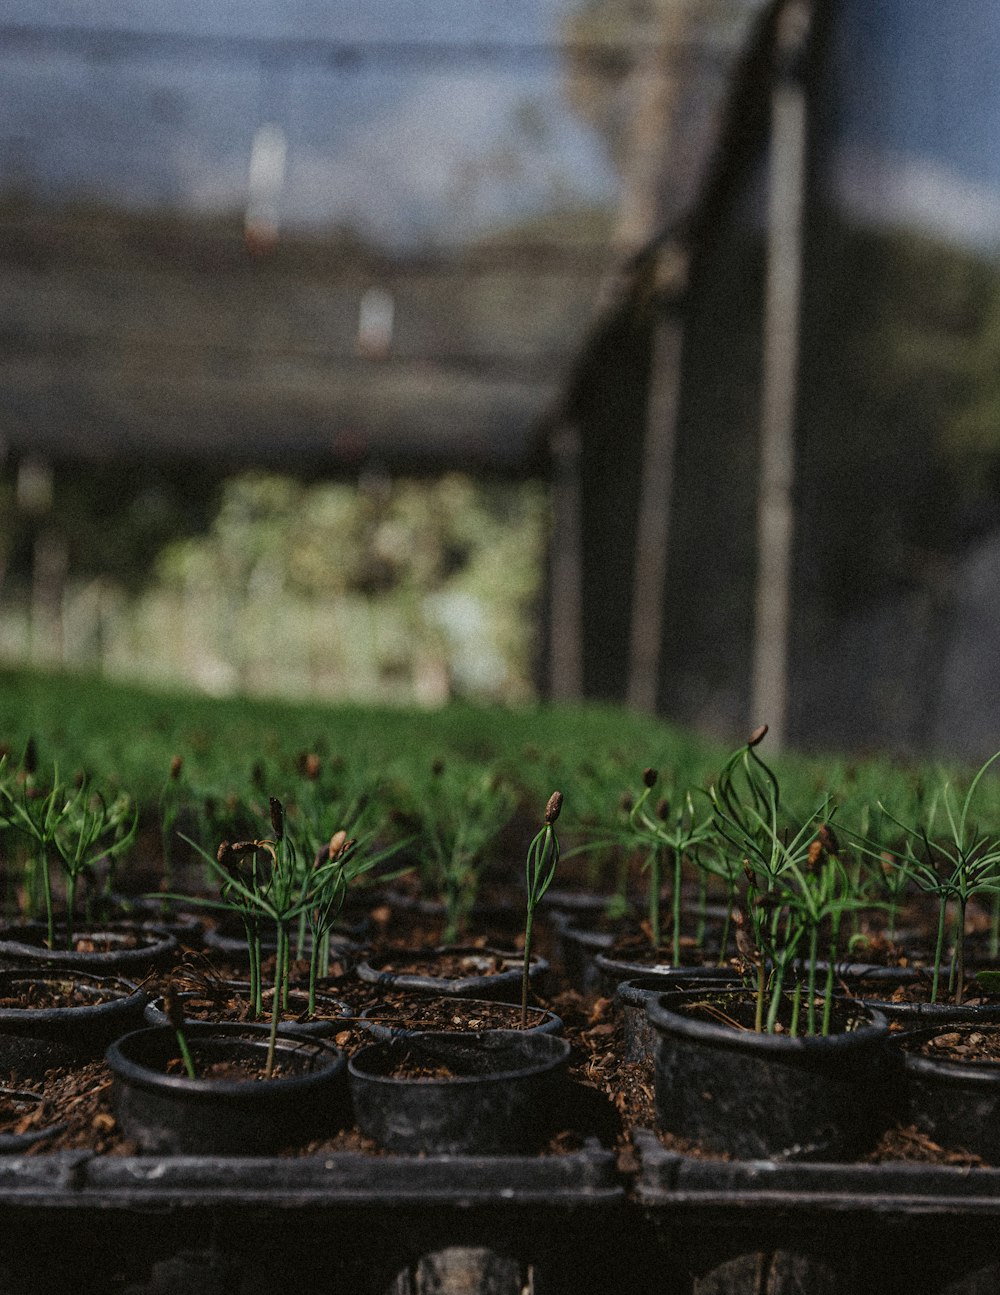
[606,927,730,968]
[849,977,1000,1008]
[666,989,869,1035]
[0,1088,47,1135]
[5,1061,126,1155]
[163,1053,300,1081]
[909,1027,1000,1063]
[361,997,551,1032]
[376,1050,462,1081]
[0,927,164,953]
[364,950,521,978]
[0,978,131,1010]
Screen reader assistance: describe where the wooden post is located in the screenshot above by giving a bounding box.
[548,422,584,701]
[627,244,689,714]
[750,0,811,748]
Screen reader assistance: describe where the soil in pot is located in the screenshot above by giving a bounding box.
[842,970,1000,1031]
[348,1029,570,1155]
[0,921,178,975]
[0,969,148,1079]
[144,981,351,1038]
[648,988,890,1161]
[359,995,562,1040]
[107,1023,348,1155]
[355,946,547,1001]
[899,1023,1000,1164]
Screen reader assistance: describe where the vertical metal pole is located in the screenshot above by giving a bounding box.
[627,245,688,713]
[750,0,811,747]
[548,423,584,701]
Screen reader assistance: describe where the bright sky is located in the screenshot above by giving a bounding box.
[0,1,619,246]
[830,0,1000,251]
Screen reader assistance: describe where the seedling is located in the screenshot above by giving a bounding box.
[849,749,1000,1003]
[163,985,196,1080]
[0,765,137,949]
[522,791,562,1028]
[711,728,866,1035]
[619,767,716,962]
[410,759,517,944]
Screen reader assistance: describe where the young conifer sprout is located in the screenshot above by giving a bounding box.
[844,748,1000,1004]
[164,985,196,1080]
[711,728,866,1035]
[521,791,563,1028]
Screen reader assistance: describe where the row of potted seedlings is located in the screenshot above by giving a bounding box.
[3,735,1000,1211]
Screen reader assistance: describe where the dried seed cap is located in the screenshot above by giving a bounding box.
[163,986,185,1032]
[269,797,284,839]
[747,724,769,748]
[544,790,563,824]
[169,755,183,780]
[643,767,658,789]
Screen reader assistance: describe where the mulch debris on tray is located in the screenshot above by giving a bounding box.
[0,981,127,1010]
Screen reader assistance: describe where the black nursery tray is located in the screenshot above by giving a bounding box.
[0,1138,622,1209]
[634,1128,1000,1215]
[0,1142,626,1295]
[633,1129,1000,1295]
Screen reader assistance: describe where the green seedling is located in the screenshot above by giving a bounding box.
[0,762,137,950]
[412,759,517,944]
[177,793,398,1074]
[163,985,196,1080]
[620,767,716,962]
[522,791,562,1028]
[848,749,1000,1004]
[711,728,867,1035]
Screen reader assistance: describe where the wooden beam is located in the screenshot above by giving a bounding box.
[627,245,689,714]
[750,0,811,748]
[548,423,584,701]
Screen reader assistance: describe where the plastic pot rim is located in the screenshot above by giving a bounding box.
[143,986,351,1031]
[0,922,178,969]
[106,1023,345,1101]
[355,945,546,995]
[903,1024,1000,1085]
[358,998,563,1039]
[348,1029,570,1089]
[0,969,146,1027]
[647,988,889,1055]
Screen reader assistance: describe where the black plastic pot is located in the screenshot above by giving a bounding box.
[0,1087,66,1152]
[348,1029,571,1155]
[902,1024,1000,1163]
[0,921,178,975]
[355,946,547,1002]
[107,1023,348,1155]
[104,894,206,944]
[0,969,148,1079]
[555,922,616,994]
[143,983,351,1038]
[647,988,890,1161]
[359,996,563,1041]
[201,919,363,968]
[854,992,1000,1031]
[615,973,742,1064]
[595,950,736,998]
